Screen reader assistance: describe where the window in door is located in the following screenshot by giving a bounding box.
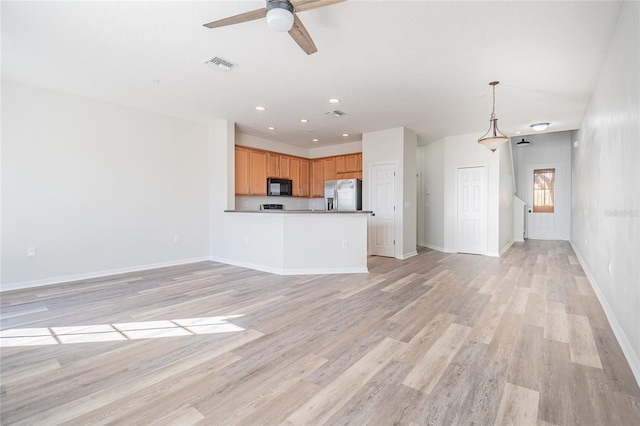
[533,168,555,213]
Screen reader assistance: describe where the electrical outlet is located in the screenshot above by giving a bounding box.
[342,240,348,248]
[174,235,180,243]
[27,247,36,257]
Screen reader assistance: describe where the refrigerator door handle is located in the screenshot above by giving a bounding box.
[334,189,338,210]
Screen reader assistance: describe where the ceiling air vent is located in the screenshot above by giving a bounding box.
[204,56,237,72]
[325,110,346,117]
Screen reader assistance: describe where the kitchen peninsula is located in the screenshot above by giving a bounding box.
[222,209,372,275]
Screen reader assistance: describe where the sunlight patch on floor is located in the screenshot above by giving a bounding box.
[0,315,245,347]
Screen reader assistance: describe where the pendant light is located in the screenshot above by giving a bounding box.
[478,81,510,152]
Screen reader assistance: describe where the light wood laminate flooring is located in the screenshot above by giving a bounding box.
[1,241,639,425]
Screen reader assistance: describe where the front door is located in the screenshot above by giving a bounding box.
[527,164,563,240]
[370,163,396,257]
[457,166,487,255]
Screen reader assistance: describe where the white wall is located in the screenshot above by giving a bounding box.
[1,81,210,290]
[236,132,309,158]
[571,1,640,382]
[511,131,572,240]
[418,140,445,250]
[402,128,418,257]
[498,140,515,254]
[443,133,501,256]
[363,127,417,259]
[308,141,363,158]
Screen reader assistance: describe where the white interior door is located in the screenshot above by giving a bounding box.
[457,166,487,255]
[527,164,562,240]
[370,163,396,257]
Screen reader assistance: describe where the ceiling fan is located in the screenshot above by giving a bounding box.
[203,0,344,55]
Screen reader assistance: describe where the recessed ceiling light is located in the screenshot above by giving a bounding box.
[530,122,550,131]
[329,98,340,104]
[300,119,309,123]
[342,133,349,137]
[267,126,276,130]
[256,106,266,111]
[312,138,319,142]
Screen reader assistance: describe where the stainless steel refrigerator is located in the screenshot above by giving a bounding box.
[324,179,362,211]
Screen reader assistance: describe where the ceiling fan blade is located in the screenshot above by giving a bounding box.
[288,14,317,55]
[203,8,266,29]
[292,0,345,13]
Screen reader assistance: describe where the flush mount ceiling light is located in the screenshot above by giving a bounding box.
[255,106,266,111]
[267,126,276,131]
[342,133,349,137]
[530,122,550,131]
[266,0,294,32]
[478,81,510,152]
[300,119,309,123]
[329,98,340,104]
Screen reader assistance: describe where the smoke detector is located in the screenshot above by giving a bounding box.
[204,56,237,72]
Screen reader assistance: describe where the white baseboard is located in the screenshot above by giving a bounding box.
[398,251,418,260]
[420,243,446,252]
[570,241,640,387]
[0,256,211,292]
[499,239,515,257]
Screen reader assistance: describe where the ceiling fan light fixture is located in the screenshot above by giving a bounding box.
[478,81,510,152]
[516,138,531,146]
[266,0,295,32]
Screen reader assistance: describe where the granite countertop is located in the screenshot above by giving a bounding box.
[225,210,373,214]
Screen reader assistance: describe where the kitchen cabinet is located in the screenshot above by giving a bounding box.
[267,153,291,178]
[311,159,324,198]
[235,146,250,195]
[345,153,359,172]
[286,156,310,197]
[300,159,310,197]
[235,146,267,195]
[323,157,336,181]
[236,145,361,197]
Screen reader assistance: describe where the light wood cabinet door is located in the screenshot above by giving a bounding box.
[248,150,267,195]
[267,153,291,178]
[279,155,291,179]
[267,153,279,178]
[290,157,300,196]
[345,153,359,172]
[356,153,362,172]
[235,146,250,195]
[300,159,310,197]
[336,156,346,174]
[323,157,336,181]
[311,159,324,198]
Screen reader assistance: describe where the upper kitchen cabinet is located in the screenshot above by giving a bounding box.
[323,157,336,181]
[290,157,310,197]
[267,153,291,179]
[235,146,267,195]
[335,153,363,179]
[311,159,324,198]
[236,146,361,197]
[300,159,310,197]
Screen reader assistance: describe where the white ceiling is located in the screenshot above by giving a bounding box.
[1,1,623,148]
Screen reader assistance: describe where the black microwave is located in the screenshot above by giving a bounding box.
[267,178,293,196]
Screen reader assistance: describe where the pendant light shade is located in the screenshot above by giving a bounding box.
[478,81,510,152]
